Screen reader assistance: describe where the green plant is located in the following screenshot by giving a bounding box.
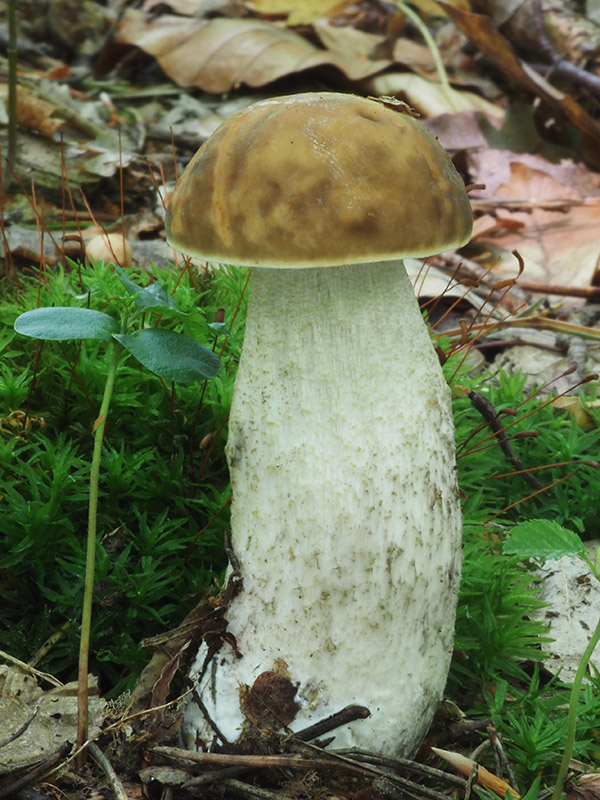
[4,258,600,788]
[1,262,242,684]
[12,262,222,755]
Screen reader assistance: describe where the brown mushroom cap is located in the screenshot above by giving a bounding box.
[166,92,473,268]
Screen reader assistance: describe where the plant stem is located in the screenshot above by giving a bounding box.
[76,341,122,764]
[551,612,600,800]
[394,1,452,93]
[7,0,18,168]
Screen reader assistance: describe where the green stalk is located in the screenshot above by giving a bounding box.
[394,1,451,93]
[551,612,600,800]
[7,0,18,168]
[76,340,122,762]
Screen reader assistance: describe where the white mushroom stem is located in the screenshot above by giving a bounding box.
[183,260,462,757]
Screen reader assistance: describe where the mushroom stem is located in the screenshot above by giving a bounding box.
[184,260,462,756]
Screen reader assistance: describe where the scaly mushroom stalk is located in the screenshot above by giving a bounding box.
[181,260,462,755]
[165,91,473,756]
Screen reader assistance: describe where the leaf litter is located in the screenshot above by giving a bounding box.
[3,0,600,797]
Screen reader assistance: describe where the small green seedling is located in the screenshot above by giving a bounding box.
[14,265,222,761]
[504,519,600,800]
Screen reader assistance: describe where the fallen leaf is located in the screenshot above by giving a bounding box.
[142,0,232,12]
[117,9,395,91]
[0,85,66,141]
[568,773,600,800]
[552,396,597,431]
[425,110,493,151]
[313,18,434,71]
[410,0,471,15]
[437,2,600,164]
[250,0,355,24]
[468,151,600,290]
[0,665,105,772]
[366,72,505,119]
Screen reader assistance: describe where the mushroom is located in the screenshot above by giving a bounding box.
[165,92,472,756]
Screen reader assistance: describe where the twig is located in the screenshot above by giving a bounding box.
[340,749,467,788]
[294,705,371,741]
[0,700,40,747]
[153,746,367,775]
[464,389,544,491]
[298,742,464,800]
[0,649,62,687]
[89,742,128,800]
[517,282,600,302]
[0,741,72,799]
[221,778,295,800]
[530,0,600,98]
[188,679,230,745]
[487,725,520,796]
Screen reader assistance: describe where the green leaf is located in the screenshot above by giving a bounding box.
[113,329,221,382]
[14,307,120,341]
[115,267,177,310]
[208,321,233,337]
[504,519,585,561]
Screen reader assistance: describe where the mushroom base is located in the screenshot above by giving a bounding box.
[182,261,462,756]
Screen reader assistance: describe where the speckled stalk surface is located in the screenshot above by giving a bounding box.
[182,260,462,756]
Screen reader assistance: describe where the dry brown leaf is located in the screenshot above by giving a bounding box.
[117,9,395,90]
[250,0,355,25]
[437,2,600,165]
[568,773,600,800]
[366,72,505,119]
[410,0,471,15]
[314,19,433,71]
[142,0,232,12]
[425,110,492,151]
[468,150,600,290]
[0,85,66,140]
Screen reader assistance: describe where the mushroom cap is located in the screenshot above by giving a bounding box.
[166,92,473,268]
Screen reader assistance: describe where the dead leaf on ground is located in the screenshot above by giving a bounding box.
[366,71,505,119]
[438,2,600,164]
[0,665,105,772]
[314,18,434,71]
[250,0,355,25]
[116,8,429,91]
[568,773,600,800]
[141,0,234,13]
[468,151,600,292]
